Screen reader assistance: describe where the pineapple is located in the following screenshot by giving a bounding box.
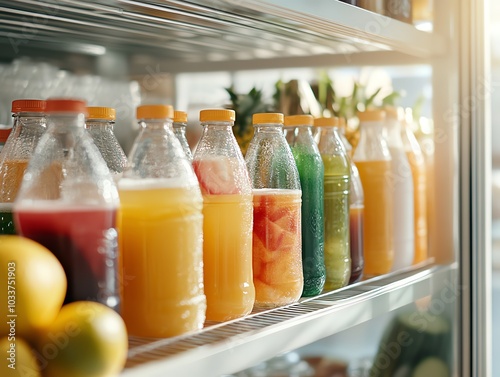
[225,86,272,156]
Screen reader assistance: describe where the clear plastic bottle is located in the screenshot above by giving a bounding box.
[85,106,128,180]
[284,114,325,297]
[245,112,303,307]
[353,109,394,276]
[192,109,255,321]
[0,99,46,235]
[401,108,428,265]
[173,110,193,161]
[119,104,205,337]
[314,117,351,291]
[13,98,120,310]
[384,107,415,271]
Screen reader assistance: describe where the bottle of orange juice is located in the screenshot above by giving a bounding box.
[353,109,394,276]
[192,109,255,322]
[401,108,428,265]
[119,104,206,337]
[245,113,303,308]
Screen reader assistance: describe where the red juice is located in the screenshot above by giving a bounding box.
[349,204,364,284]
[14,204,119,309]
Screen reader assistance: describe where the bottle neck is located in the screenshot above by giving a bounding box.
[47,113,86,131]
[86,119,115,130]
[12,113,46,130]
[201,121,233,132]
[139,118,173,131]
[173,121,187,131]
[254,123,283,134]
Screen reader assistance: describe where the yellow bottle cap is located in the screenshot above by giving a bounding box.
[86,107,116,121]
[174,110,188,123]
[357,109,386,122]
[199,109,235,122]
[314,117,339,127]
[252,113,284,125]
[137,105,174,120]
[284,114,313,126]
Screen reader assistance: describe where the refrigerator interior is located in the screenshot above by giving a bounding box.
[0,0,489,376]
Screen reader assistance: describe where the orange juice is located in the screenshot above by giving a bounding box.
[252,189,303,307]
[406,150,428,264]
[356,160,394,276]
[202,193,255,321]
[119,179,206,337]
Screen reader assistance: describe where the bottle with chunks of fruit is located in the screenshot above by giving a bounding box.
[245,112,303,308]
[192,109,255,322]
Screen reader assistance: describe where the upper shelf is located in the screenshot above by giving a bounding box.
[0,0,445,71]
[121,263,457,377]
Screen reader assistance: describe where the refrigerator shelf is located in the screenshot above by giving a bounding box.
[121,263,457,377]
[0,0,444,71]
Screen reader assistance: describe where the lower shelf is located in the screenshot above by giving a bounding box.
[121,263,458,377]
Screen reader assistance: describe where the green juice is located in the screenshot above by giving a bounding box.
[292,146,326,296]
[322,154,351,291]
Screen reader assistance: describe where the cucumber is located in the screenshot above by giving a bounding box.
[411,357,449,377]
[369,310,451,377]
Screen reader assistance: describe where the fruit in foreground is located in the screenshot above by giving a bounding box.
[38,301,128,377]
[0,235,67,341]
[0,336,41,377]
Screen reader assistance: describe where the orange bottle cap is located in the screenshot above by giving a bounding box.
[137,105,174,120]
[86,107,116,121]
[314,117,339,127]
[284,114,313,126]
[11,99,46,113]
[338,117,346,128]
[46,98,87,114]
[357,109,386,122]
[252,113,284,125]
[0,128,12,143]
[174,110,188,123]
[199,109,235,122]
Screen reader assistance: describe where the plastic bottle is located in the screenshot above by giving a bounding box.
[119,104,205,337]
[314,117,351,291]
[401,108,428,265]
[13,98,120,310]
[0,128,11,152]
[284,115,325,297]
[192,109,255,321]
[353,109,394,276]
[384,107,415,271]
[173,110,193,161]
[0,99,46,235]
[245,112,303,307]
[85,106,128,179]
